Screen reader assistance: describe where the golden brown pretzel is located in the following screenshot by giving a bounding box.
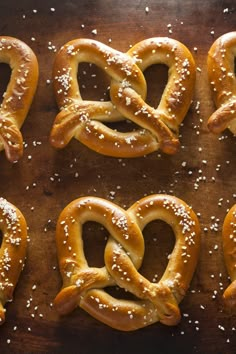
[50,38,196,157]
[0,36,38,162]
[54,195,200,331]
[222,204,236,309]
[0,198,27,324]
[208,32,236,134]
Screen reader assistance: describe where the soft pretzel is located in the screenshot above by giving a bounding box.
[222,204,236,309]
[0,36,38,162]
[53,195,200,331]
[50,38,196,158]
[0,198,27,324]
[208,32,236,134]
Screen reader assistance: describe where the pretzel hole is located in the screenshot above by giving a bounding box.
[78,63,110,101]
[143,64,168,109]
[82,222,109,268]
[106,284,138,301]
[0,63,11,104]
[140,220,175,283]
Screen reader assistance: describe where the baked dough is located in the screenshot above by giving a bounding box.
[54,195,200,331]
[0,198,27,324]
[0,36,38,162]
[50,38,195,157]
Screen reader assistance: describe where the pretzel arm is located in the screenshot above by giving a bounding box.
[0,198,27,324]
[54,267,113,315]
[208,32,236,134]
[109,84,180,154]
[222,205,236,310]
[105,237,181,325]
[50,100,159,156]
[207,101,236,134]
[51,107,159,156]
[0,36,38,162]
[77,121,159,157]
[50,100,124,148]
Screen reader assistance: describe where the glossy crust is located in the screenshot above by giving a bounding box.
[50,38,196,157]
[208,32,236,134]
[222,205,236,310]
[0,36,39,162]
[53,195,201,331]
[0,198,27,324]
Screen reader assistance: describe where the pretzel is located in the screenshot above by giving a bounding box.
[0,36,38,163]
[222,204,236,309]
[53,195,200,331]
[50,38,196,158]
[208,32,236,134]
[0,198,27,324]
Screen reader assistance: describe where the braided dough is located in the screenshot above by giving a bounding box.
[208,32,236,134]
[222,204,236,309]
[50,38,196,157]
[54,195,200,331]
[0,198,27,324]
[0,36,38,162]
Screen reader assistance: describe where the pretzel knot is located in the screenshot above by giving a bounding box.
[0,198,27,324]
[208,32,236,134]
[50,38,196,158]
[53,195,200,331]
[0,36,38,163]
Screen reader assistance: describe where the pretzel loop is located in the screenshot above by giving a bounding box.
[50,38,195,157]
[0,198,27,324]
[208,32,236,134]
[0,36,38,162]
[54,195,200,331]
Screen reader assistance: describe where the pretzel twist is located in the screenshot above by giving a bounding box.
[0,198,27,324]
[208,32,236,134]
[0,36,39,162]
[222,204,236,310]
[50,38,196,157]
[54,195,200,331]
